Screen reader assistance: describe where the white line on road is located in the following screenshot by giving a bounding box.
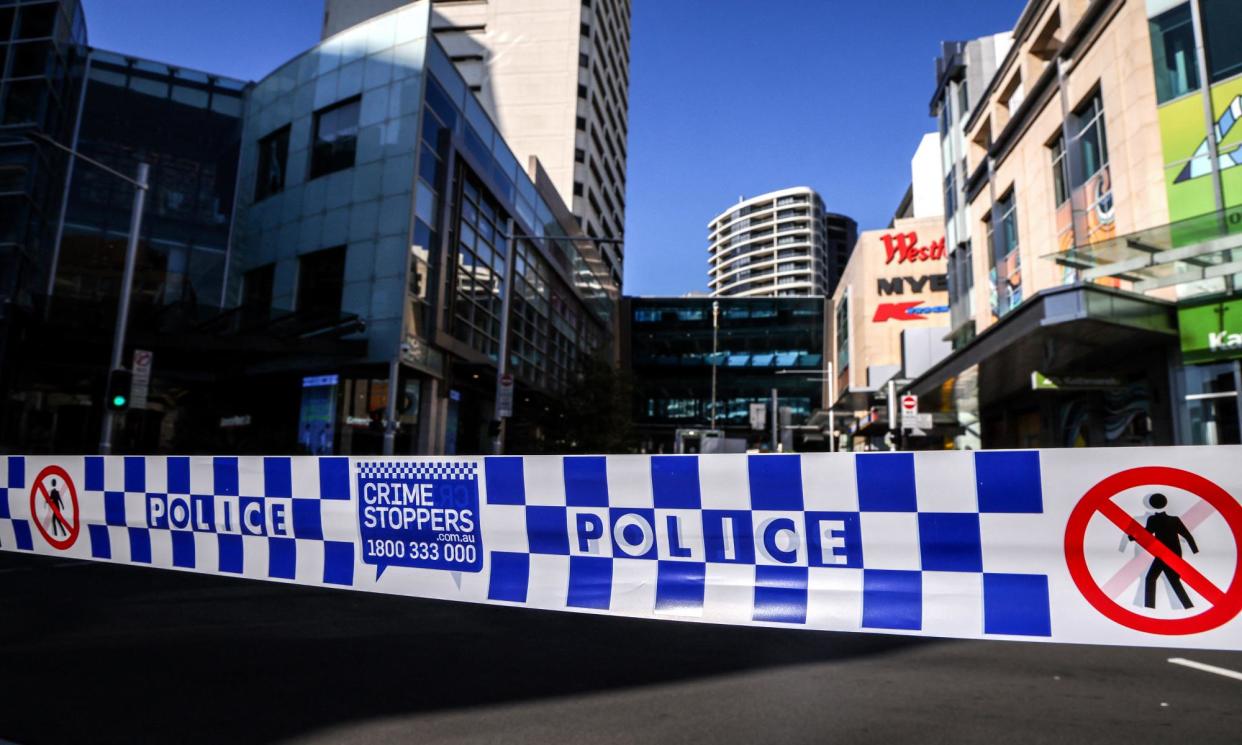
[1168,657,1242,682]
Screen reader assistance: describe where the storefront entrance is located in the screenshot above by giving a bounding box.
[1177,361,1242,445]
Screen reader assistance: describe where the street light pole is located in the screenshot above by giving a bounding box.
[493,221,519,455]
[99,161,150,455]
[710,300,719,431]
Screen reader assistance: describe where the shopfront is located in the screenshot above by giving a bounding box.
[1173,297,1242,445]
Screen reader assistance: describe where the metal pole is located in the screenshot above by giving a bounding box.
[827,361,835,453]
[492,223,518,455]
[99,162,149,455]
[382,357,400,455]
[770,387,778,452]
[886,378,898,452]
[1188,0,1226,220]
[710,300,719,431]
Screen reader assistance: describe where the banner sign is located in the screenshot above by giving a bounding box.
[2,448,1241,650]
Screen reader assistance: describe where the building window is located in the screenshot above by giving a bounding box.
[1148,3,1200,103]
[242,263,275,317]
[575,115,586,131]
[573,181,584,196]
[254,125,290,201]
[1202,0,1242,83]
[1050,135,1069,206]
[580,22,590,36]
[1048,91,1110,208]
[1071,92,1108,186]
[947,242,974,327]
[987,191,1021,319]
[579,52,589,68]
[574,148,585,163]
[297,246,346,317]
[577,84,588,99]
[452,171,509,360]
[943,166,957,218]
[309,97,361,180]
[957,78,969,119]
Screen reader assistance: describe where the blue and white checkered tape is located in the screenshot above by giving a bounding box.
[3,449,1242,650]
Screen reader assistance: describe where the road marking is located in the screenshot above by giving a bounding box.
[1168,657,1242,682]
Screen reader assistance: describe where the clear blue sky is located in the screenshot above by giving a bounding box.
[82,0,1024,296]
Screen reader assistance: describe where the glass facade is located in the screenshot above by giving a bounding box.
[229,2,613,454]
[0,0,86,311]
[625,297,826,452]
[56,51,244,312]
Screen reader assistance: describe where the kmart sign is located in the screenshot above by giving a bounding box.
[1179,298,1242,364]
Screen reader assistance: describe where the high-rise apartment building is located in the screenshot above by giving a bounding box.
[322,0,631,289]
[707,187,854,298]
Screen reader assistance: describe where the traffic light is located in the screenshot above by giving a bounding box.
[106,369,132,411]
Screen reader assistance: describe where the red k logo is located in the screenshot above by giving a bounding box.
[873,302,926,322]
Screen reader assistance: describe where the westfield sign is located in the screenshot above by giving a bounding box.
[881,231,946,264]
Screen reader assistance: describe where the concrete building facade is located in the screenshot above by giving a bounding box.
[322,0,631,289]
[908,0,1242,449]
[707,187,851,298]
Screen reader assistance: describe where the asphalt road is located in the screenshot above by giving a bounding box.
[1,553,1240,745]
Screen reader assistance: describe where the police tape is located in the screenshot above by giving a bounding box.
[2,448,1241,650]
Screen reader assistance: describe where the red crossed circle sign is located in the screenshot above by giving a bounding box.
[29,465,80,551]
[1065,466,1242,635]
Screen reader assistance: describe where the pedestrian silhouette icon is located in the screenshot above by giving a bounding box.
[47,477,69,537]
[1129,492,1200,609]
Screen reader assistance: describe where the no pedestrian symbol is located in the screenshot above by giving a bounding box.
[1065,466,1242,635]
[29,465,79,551]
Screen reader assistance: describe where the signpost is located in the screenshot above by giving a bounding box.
[899,394,924,434]
[1178,298,1242,364]
[496,373,514,419]
[131,349,152,410]
[749,402,766,431]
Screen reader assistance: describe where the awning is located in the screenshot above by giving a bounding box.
[906,284,1176,413]
[1045,209,1242,293]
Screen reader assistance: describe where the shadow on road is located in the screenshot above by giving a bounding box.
[0,553,933,744]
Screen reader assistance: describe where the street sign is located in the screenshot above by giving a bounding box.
[900,392,928,432]
[496,373,514,419]
[131,349,153,409]
[749,402,766,430]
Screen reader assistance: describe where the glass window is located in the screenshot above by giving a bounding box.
[835,293,849,370]
[309,97,361,179]
[1202,0,1242,83]
[958,78,969,118]
[996,191,1018,262]
[1050,135,1069,206]
[1072,93,1108,186]
[943,167,957,218]
[297,246,346,317]
[242,263,274,319]
[1149,3,1200,103]
[255,125,290,202]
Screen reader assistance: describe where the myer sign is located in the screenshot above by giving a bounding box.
[1179,298,1242,364]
